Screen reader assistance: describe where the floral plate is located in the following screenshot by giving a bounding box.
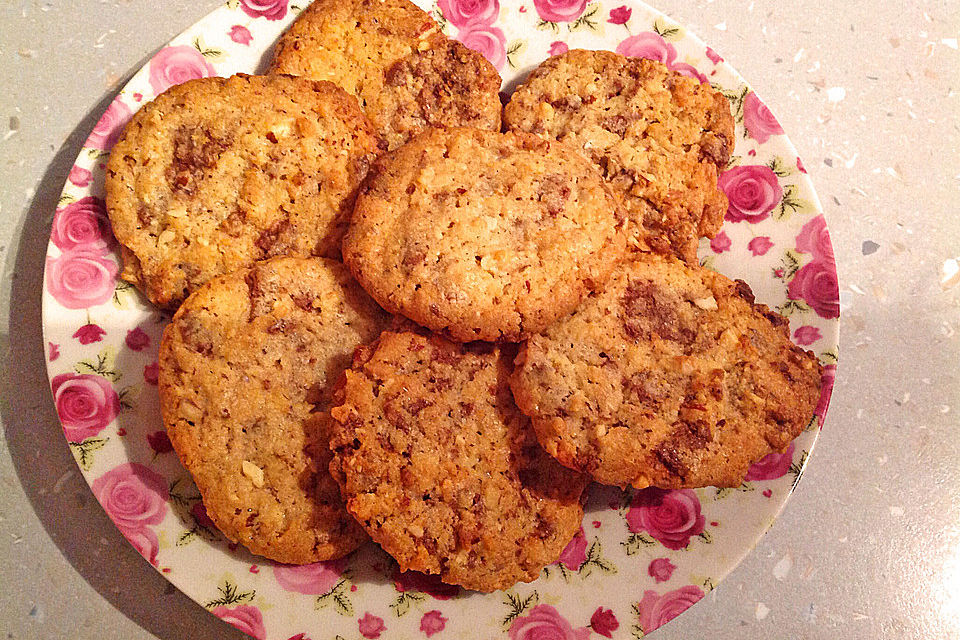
[42,0,839,638]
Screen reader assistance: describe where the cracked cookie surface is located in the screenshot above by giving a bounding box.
[504,50,734,262]
[329,328,588,591]
[159,257,389,563]
[270,0,502,150]
[343,127,627,342]
[510,253,821,489]
[106,74,380,308]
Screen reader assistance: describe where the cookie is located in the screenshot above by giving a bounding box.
[343,127,628,342]
[269,0,502,150]
[329,328,588,591]
[503,50,734,262]
[510,253,821,489]
[106,73,380,308]
[158,257,389,563]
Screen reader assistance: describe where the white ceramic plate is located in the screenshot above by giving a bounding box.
[42,1,839,637]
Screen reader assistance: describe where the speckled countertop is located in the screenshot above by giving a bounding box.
[1,1,957,638]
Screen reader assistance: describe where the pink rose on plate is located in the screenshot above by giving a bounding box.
[648,557,676,583]
[589,607,619,638]
[420,610,447,637]
[509,605,590,640]
[709,230,731,254]
[549,41,569,57]
[52,372,120,442]
[274,559,345,594]
[73,323,106,345]
[48,342,60,361]
[240,0,288,21]
[787,258,840,319]
[51,197,114,254]
[358,613,386,639]
[743,91,784,144]
[719,165,783,224]
[147,430,174,455]
[747,236,774,256]
[557,527,587,570]
[68,165,92,187]
[122,526,161,565]
[670,62,708,84]
[533,0,587,23]
[616,32,677,66]
[229,25,253,46]
[86,96,133,151]
[148,45,217,96]
[439,0,499,28]
[191,501,216,529]
[455,22,506,70]
[394,569,460,599]
[91,462,169,531]
[816,364,836,428]
[795,214,834,262]
[637,585,704,633]
[125,327,150,351]
[608,5,631,24]
[705,46,723,65]
[745,442,795,481]
[793,325,822,346]
[46,250,119,309]
[626,488,705,550]
[144,362,160,385]
[796,156,807,173]
[212,604,266,640]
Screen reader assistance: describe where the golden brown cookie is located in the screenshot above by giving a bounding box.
[329,328,588,591]
[106,74,380,308]
[343,127,628,342]
[503,50,734,262]
[158,257,389,563]
[510,253,821,489]
[269,0,502,150]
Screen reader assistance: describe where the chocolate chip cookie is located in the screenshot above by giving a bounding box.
[270,0,502,150]
[106,74,380,308]
[159,257,389,563]
[510,253,821,489]
[329,328,588,591]
[343,127,627,342]
[503,50,734,262]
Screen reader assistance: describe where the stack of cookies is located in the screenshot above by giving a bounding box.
[105,0,822,592]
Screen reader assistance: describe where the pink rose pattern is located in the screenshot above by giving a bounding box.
[212,604,267,640]
[91,463,168,565]
[86,96,132,150]
[239,0,288,21]
[788,258,839,319]
[590,607,619,638]
[709,230,731,254]
[558,527,588,570]
[148,45,216,96]
[509,605,590,640]
[358,613,386,639]
[743,91,784,144]
[617,31,710,84]
[455,23,507,70]
[793,325,822,346]
[52,197,114,254]
[394,569,461,599]
[144,361,160,385]
[147,430,174,455]
[719,164,784,223]
[439,0,500,28]
[637,585,705,633]
[626,488,705,550]
[533,0,587,23]
[125,327,151,351]
[52,372,120,442]
[420,610,447,637]
[648,557,676,583]
[73,323,106,345]
[745,442,796,481]
[274,559,345,594]
[45,4,837,636]
[229,25,253,45]
[816,364,836,427]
